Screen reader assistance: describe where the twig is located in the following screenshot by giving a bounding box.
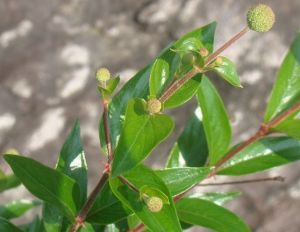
[158,27,249,104]
[204,27,249,66]
[68,172,109,232]
[69,99,114,232]
[131,100,300,232]
[197,176,284,186]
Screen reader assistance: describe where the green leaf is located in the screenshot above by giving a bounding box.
[155,167,211,196]
[274,118,300,139]
[163,74,202,109]
[110,165,182,232]
[176,198,250,232]
[218,136,300,175]
[166,108,208,168]
[0,173,21,193]
[211,56,242,87]
[0,200,41,220]
[264,33,300,122]
[0,217,22,232]
[149,59,169,97]
[188,192,241,206]
[4,155,80,221]
[99,22,216,152]
[111,98,174,177]
[56,120,87,205]
[87,182,129,225]
[197,76,232,165]
[42,203,63,232]
[43,121,87,230]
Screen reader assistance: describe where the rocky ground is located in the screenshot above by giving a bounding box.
[1,0,300,231]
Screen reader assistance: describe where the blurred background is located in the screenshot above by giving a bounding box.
[1,0,300,231]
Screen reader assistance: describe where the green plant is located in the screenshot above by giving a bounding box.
[1,3,300,232]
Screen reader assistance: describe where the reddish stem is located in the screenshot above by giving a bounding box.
[131,100,300,232]
[204,27,249,66]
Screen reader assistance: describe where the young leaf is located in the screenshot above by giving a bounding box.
[197,76,232,165]
[0,217,22,232]
[4,155,80,221]
[99,22,216,152]
[86,182,129,225]
[0,200,41,220]
[109,165,182,232]
[188,192,241,206]
[163,74,202,109]
[149,59,169,97]
[155,167,211,196]
[218,136,300,175]
[264,32,300,122]
[176,198,250,232]
[111,98,174,177]
[211,56,242,87]
[166,108,208,168]
[56,120,87,205]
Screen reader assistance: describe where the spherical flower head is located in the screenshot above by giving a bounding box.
[146,196,163,213]
[147,99,162,114]
[247,4,275,32]
[96,68,110,82]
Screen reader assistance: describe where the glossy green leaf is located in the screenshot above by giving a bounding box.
[188,192,241,206]
[0,200,41,220]
[218,136,300,175]
[87,182,129,225]
[149,59,169,97]
[0,217,22,232]
[264,33,300,122]
[111,98,174,177]
[4,155,80,221]
[176,198,250,232]
[212,56,242,87]
[0,173,20,193]
[110,165,182,232]
[163,74,202,109]
[155,167,211,196]
[274,118,300,139]
[197,76,232,165]
[56,120,87,205]
[166,108,208,168]
[99,22,216,152]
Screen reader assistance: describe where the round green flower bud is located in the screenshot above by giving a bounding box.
[96,68,110,82]
[247,4,275,32]
[147,99,162,114]
[146,196,163,213]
